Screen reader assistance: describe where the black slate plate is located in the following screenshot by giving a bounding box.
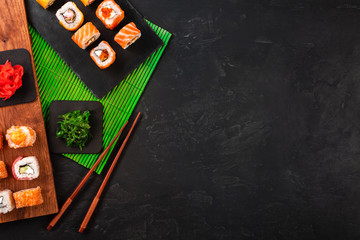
[0,49,37,107]
[26,0,163,99]
[48,100,103,154]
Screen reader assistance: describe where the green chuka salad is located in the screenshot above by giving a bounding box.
[56,110,91,150]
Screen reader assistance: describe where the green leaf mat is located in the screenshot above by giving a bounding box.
[29,21,171,174]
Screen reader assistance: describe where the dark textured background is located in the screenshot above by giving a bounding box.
[2,0,360,239]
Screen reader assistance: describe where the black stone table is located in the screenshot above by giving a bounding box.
[1,0,359,239]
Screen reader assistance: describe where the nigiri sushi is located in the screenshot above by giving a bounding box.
[0,161,7,179]
[56,2,84,31]
[72,22,101,49]
[96,0,124,30]
[12,156,40,181]
[13,187,44,209]
[80,0,95,6]
[114,22,141,49]
[6,126,36,149]
[36,0,56,9]
[90,41,116,69]
[0,189,15,214]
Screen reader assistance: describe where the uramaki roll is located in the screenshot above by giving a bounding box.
[0,189,15,214]
[0,161,7,179]
[72,22,101,49]
[90,41,116,69]
[36,0,56,9]
[6,126,36,149]
[56,2,84,31]
[114,22,141,49]
[13,187,44,209]
[96,0,124,30]
[80,0,96,6]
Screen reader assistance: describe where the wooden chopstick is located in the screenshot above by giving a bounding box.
[79,112,141,233]
[47,120,129,231]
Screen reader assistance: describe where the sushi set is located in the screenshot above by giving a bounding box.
[26,0,164,98]
[0,0,58,223]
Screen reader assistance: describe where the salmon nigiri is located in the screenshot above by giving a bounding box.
[72,22,100,49]
[114,22,141,49]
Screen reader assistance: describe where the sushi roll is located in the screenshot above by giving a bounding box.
[0,161,7,179]
[13,187,44,209]
[114,22,141,49]
[0,130,3,150]
[12,156,40,181]
[6,126,36,149]
[56,2,84,31]
[96,0,124,30]
[90,41,116,69]
[36,0,56,9]
[72,22,101,49]
[0,189,15,214]
[80,0,96,6]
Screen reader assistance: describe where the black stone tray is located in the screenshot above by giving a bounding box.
[26,0,163,98]
[0,49,36,107]
[48,100,103,154]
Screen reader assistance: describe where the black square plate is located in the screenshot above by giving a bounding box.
[48,100,103,154]
[0,48,37,107]
[26,0,163,99]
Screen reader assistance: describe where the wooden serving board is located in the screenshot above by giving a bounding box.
[0,0,58,223]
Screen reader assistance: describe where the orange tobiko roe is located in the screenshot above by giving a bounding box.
[101,7,113,18]
[10,129,27,146]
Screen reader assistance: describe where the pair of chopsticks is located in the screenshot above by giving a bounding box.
[47,112,141,232]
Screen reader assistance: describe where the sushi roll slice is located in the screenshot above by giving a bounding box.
[13,187,44,209]
[80,0,96,6]
[96,0,124,30]
[114,22,141,49]
[36,0,56,9]
[72,22,101,49]
[0,131,3,150]
[0,189,15,214]
[0,161,7,179]
[6,126,36,149]
[56,2,84,31]
[12,156,40,181]
[90,41,116,69]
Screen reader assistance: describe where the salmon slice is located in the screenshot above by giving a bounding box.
[72,22,100,49]
[114,22,141,49]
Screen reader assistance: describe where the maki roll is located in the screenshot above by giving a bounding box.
[56,2,84,31]
[13,187,44,209]
[72,22,101,49]
[12,156,40,181]
[80,0,96,6]
[114,22,141,49]
[96,0,124,30]
[0,161,7,179]
[0,189,15,214]
[36,0,56,9]
[6,126,36,149]
[90,41,116,69]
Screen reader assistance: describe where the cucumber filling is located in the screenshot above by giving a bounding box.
[19,164,34,175]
